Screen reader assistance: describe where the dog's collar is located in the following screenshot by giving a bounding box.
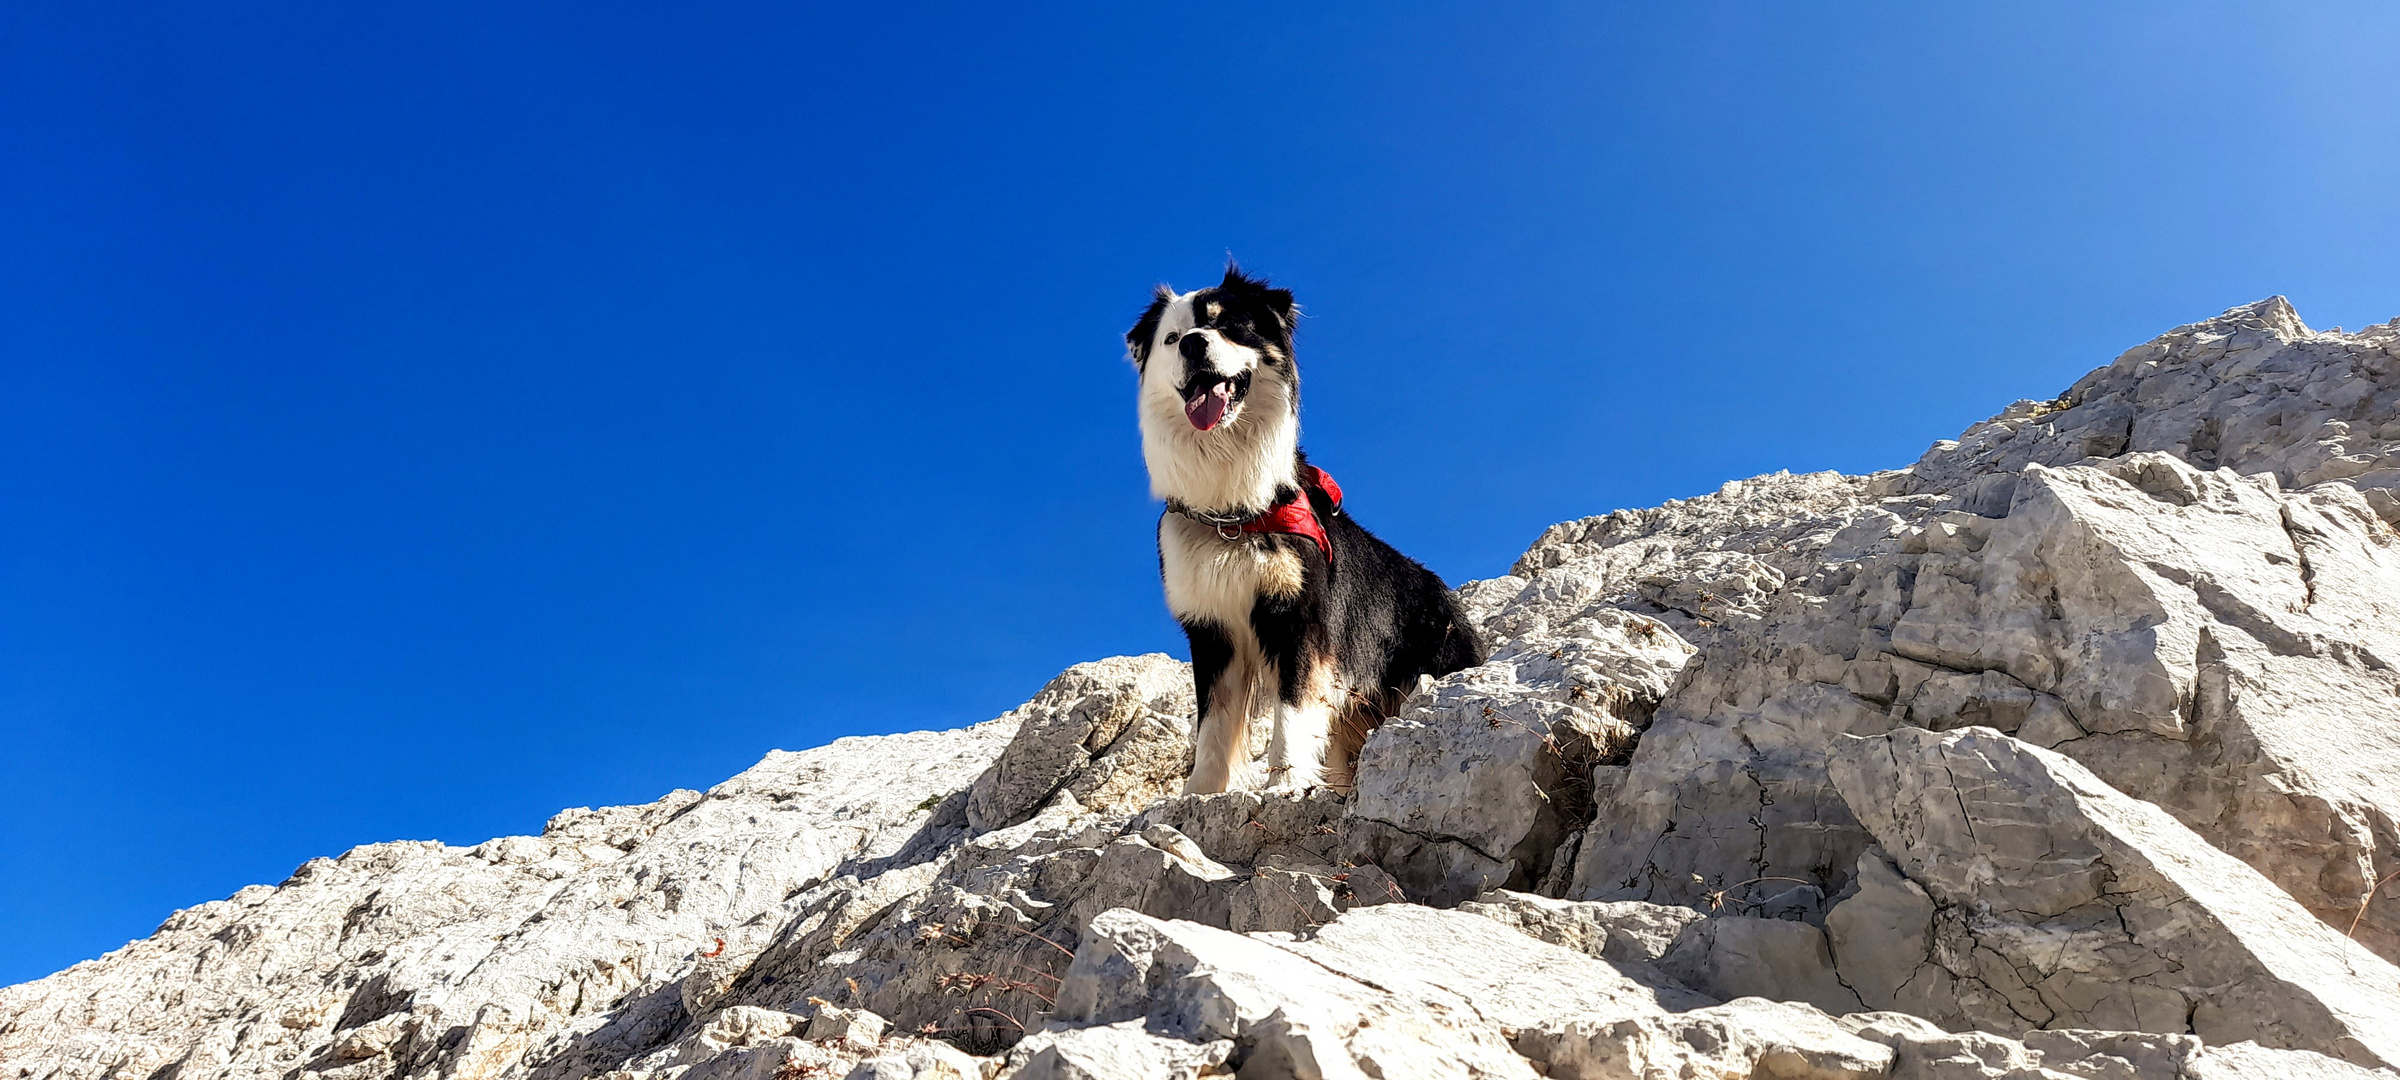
[1171,465,1344,568]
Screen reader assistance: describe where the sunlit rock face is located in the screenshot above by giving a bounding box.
[10,298,2400,1080]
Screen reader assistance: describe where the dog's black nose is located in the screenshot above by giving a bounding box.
[1178,332,1209,363]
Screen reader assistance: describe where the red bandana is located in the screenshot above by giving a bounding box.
[1236,465,1343,568]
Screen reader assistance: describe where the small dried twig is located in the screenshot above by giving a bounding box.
[1704,875,1819,912]
[965,1006,1027,1033]
[2349,864,2400,938]
[939,972,1057,1006]
[1010,960,1063,984]
[998,922,1077,959]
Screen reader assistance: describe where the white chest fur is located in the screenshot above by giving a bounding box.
[1158,515,1305,640]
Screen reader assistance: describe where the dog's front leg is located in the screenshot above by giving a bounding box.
[1265,651,1336,791]
[1182,621,1255,794]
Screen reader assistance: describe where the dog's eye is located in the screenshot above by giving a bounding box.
[1163,331,1180,345]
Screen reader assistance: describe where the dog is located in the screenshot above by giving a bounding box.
[1125,263,1486,794]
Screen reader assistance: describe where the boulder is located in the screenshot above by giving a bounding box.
[1828,726,2400,1068]
[1656,915,1863,1017]
[806,1003,892,1049]
[1052,908,1539,1078]
[1001,1021,1232,1080]
[1544,998,1895,1080]
[1354,612,1693,886]
[1544,305,2400,968]
[1258,902,1714,1056]
[842,1039,992,1079]
[1840,1011,2395,1080]
[1458,889,1708,964]
[965,655,1194,831]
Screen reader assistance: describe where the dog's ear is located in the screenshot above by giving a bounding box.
[1259,284,1297,333]
[1125,284,1172,368]
[1221,261,1296,333]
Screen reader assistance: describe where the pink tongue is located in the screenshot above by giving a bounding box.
[1185,383,1233,430]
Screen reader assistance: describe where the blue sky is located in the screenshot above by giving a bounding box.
[4,3,2397,984]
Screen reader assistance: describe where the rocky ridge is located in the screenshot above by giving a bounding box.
[8,298,2400,1079]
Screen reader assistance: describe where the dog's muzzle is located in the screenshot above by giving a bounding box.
[1180,370,1250,431]
[1175,333,1254,431]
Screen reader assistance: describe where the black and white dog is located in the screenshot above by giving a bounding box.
[1126,264,1485,794]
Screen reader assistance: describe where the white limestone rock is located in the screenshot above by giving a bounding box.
[1839,1012,2072,1080]
[1822,849,1938,1010]
[1655,915,1863,1017]
[1000,1020,1231,1080]
[1041,903,1753,1079]
[1457,889,1709,964]
[2186,1041,2399,1080]
[964,655,1194,832]
[1051,908,1539,1078]
[0,718,1019,1080]
[1563,393,2400,965]
[1828,726,2400,1069]
[843,1038,993,1080]
[806,1003,891,1050]
[1916,453,2400,958]
[1354,612,1694,883]
[1481,301,2400,1048]
[1032,901,1921,1080]
[1260,902,1714,1062]
[1905,299,2400,502]
[1545,998,1895,1080]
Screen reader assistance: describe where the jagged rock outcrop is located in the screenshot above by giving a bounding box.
[1354,608,1693,892]
[7,298,2400,1080]
[0,723,1021,1080]
[1539,302,2400,966]
[965,655,1196,832]
[1828,726,2400,1066]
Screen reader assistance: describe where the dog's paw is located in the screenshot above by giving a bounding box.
[1182,772,1238,796]
[1264,766,1323,792]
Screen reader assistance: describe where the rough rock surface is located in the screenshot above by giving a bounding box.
[1548,302,2400,965]
[0,720,1021,1080]
[1354,608,1693,889]
[1831,726,2400,1067]
[965,655,1195,832]
[9,298,2400,1079]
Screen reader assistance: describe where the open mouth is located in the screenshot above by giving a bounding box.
[1180,371,1251,431]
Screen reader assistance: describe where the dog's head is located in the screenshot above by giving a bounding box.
[1126,263,1297,434]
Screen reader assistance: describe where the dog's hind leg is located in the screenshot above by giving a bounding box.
[1182,621,1257,795]
[1322,686,1403,795]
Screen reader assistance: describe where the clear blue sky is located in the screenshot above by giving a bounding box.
[4,3,2397,984]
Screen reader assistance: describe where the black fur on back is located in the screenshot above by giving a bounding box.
[1207,453,1485,715]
